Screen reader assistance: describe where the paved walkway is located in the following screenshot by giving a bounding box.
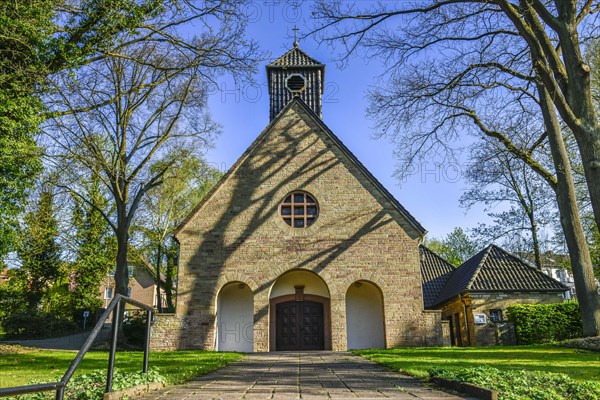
[136,352,470,399]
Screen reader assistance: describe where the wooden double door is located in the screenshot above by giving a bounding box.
[276,301,324,351]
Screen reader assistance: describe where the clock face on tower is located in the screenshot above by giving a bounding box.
[286,74,305,93]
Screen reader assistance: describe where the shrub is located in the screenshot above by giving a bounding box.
[429,366,600,400]
[507,302,583,344]
[2,311,78,339]
[8,368,165,400]
[122,311,149,348]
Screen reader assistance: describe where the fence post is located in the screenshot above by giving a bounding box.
[143,309,152,373]
[106,300,121,393]
[55,387,64,400]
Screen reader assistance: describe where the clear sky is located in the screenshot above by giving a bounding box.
[203,1,492,239]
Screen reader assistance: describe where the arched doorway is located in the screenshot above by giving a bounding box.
[346,280,385,349]
[215,282,253,352]
[269,270,331,351]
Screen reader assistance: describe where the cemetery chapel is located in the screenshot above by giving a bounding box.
[151,43,445,352]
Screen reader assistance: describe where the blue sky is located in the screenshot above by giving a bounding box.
[204,1,491,239]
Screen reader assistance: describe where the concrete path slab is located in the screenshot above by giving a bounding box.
[135,352,471,399]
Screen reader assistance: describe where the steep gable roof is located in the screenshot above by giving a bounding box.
[420,245,455,309]
[433,244,568,307]
[267,47,324,67]
[174,97,426,237]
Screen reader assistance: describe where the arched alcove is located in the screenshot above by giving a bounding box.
[268,269,331,351]
[215,282,253,352]
[269,269,330,299]
[345,280,385,350]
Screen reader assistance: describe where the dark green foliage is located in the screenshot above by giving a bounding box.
[425,227,479,266]
[122,311,148,348]
[429,366,600,400]
[17,188,62,310]
[0,270,28,322]
[7,368,164,400]
[0,1,48,257]
[68,177,115,314]
[507,303,583,344]
[2,311,77,339]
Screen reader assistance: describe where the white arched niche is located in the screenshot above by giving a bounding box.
[269,270,330,299]
[345,280,385,350]
[215,282,253,352]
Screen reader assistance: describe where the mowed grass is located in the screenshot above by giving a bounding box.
[0,345,243,388]
[355,345,600,381]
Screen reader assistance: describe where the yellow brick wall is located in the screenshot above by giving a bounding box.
[155,102,442,351]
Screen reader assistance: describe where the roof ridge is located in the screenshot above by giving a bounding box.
[490,244,568,285]
[465,245,492,290]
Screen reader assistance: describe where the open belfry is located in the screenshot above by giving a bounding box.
[151,43,445,351]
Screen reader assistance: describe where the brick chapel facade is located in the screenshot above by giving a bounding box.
[151,45,445,351]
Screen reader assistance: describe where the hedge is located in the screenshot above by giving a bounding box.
[507,302,583,345]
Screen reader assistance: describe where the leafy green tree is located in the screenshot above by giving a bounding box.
[425,228,479,267]
[0,1,48,257]
[136,154,222,311]
[0,269,29,323]
[0,0,174,258]
[69,176,116,314]
[18,186,62,310]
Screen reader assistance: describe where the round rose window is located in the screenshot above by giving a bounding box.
[280,191,318,228]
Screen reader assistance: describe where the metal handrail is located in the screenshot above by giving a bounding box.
[0,294,155,400]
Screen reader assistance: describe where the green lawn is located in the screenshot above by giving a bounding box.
[0,345,243,388]
[355,345,600,381]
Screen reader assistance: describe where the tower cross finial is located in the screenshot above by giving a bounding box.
[293,26,299,48]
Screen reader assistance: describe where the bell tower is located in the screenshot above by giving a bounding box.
[267,42,325,120]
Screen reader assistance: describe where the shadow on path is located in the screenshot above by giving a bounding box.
[134,351,472,399]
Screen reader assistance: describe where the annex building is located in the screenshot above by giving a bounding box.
[151,44,449,352]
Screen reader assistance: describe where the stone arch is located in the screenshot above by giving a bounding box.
[345,280,385,350]
[215,281,254,352]
[268,269,332,351]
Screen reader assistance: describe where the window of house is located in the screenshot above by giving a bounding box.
[489,309,503,322]
[280,191,318,228]
[104,288,113,299]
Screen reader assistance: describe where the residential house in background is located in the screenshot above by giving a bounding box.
[99,260,167,311]
[0,268,9,284]
[421,244,568,346]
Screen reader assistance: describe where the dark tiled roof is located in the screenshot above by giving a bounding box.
[267,47,324,67]
[420,246,455,309]
[433,245,568,306]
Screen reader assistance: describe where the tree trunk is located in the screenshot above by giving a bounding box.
[165,241,177,312]
[539,84,600,336]
[576,133,600,235]
[114,204,130,341]
[155,243,162,313]
[527,210,543,270]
